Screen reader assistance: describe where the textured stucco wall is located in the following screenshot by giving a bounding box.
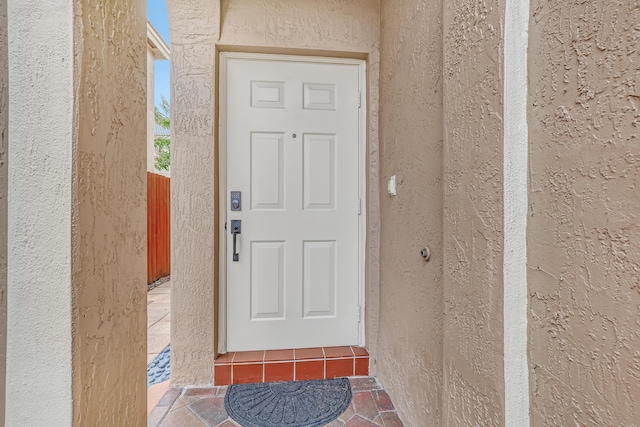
[71,0,147,424]
[219,0,379,54]
[167,0,220,385]
[528,1,640,425]
[377,0,443,425]
[7,0,146,424]
[0,0,7,423]
[442,0,506,425]
[167,0,380,385]
[6,1,75,424]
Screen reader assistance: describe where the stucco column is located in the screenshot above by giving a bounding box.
[442,0,507,425]
[167,0,221,385]
[0,0,7,423]
[6,0,147,425]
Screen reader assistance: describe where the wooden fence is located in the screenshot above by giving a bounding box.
[148,172,170,284]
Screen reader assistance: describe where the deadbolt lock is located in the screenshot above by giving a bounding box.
[230,191,241,211]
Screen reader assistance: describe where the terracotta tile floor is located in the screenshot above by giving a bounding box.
[214,346,370,386]
[148,377,404,427]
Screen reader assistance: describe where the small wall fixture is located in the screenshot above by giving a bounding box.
[420,246,431,261]
[388,175,396,196]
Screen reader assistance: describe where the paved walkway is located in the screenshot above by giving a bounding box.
[148,280,171,363]
[146,282,404,426]
[148,280,172,416]
[149,377,404,427]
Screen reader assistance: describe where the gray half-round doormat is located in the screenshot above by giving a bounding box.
[147,345,170,387]
[225,378,352,427]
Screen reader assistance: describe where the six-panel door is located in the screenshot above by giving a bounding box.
[225,57,361,352]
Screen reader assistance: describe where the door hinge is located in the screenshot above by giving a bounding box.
[358,199,362,215]
[358,92,362,109]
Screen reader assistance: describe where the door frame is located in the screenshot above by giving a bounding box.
[217,52,367,353]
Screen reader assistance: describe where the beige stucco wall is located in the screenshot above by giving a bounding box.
[163,0,640,424]
[442,0,506,425]
[7,0,147,424]
[71,0,147,424]
[167,0,220,385]
[376,0,443,425]
[219,0,379,55]
[167,0,381,385]
[0,0,7,423]
[528,1,640,424]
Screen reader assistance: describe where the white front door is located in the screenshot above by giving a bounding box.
[223,55,363,352]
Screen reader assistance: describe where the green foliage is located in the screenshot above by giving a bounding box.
[154,95,171,171]
[154,136,171,172]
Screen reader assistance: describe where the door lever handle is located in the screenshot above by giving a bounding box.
[230,220,241,262]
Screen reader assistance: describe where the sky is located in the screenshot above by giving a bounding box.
[148,0,170,109]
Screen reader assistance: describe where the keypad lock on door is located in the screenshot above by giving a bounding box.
[230,220,241,261]
[230,191,241,211]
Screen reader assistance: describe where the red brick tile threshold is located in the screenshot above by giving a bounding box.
[213,346,369,386]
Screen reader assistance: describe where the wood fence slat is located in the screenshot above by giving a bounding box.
[157,177,162,282]
[153,173,158,282]
[147,174,152,283]
[164,177,170,273]
[153,174,158,282]
[152,174,156,282]
[159,177,166,278]
[166,180,170,268]
[156,175,161,280]
[147,172,171,284]
[149,173,154,283]
[167,177,171,273]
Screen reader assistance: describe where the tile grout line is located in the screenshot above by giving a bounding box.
[155,388,183,427]
[322,347,327,379]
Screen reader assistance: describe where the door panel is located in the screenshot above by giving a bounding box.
[225,56,361,351]
[251,81,285,108]
[303,83,336,110]
[250,132,284,210]
[303,134,336,210]
[250,241,285,320]
[303,241,337,318]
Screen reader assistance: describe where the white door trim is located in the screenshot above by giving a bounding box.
[217,52,367,353]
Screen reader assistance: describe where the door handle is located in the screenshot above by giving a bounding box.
[230,220,241,262]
